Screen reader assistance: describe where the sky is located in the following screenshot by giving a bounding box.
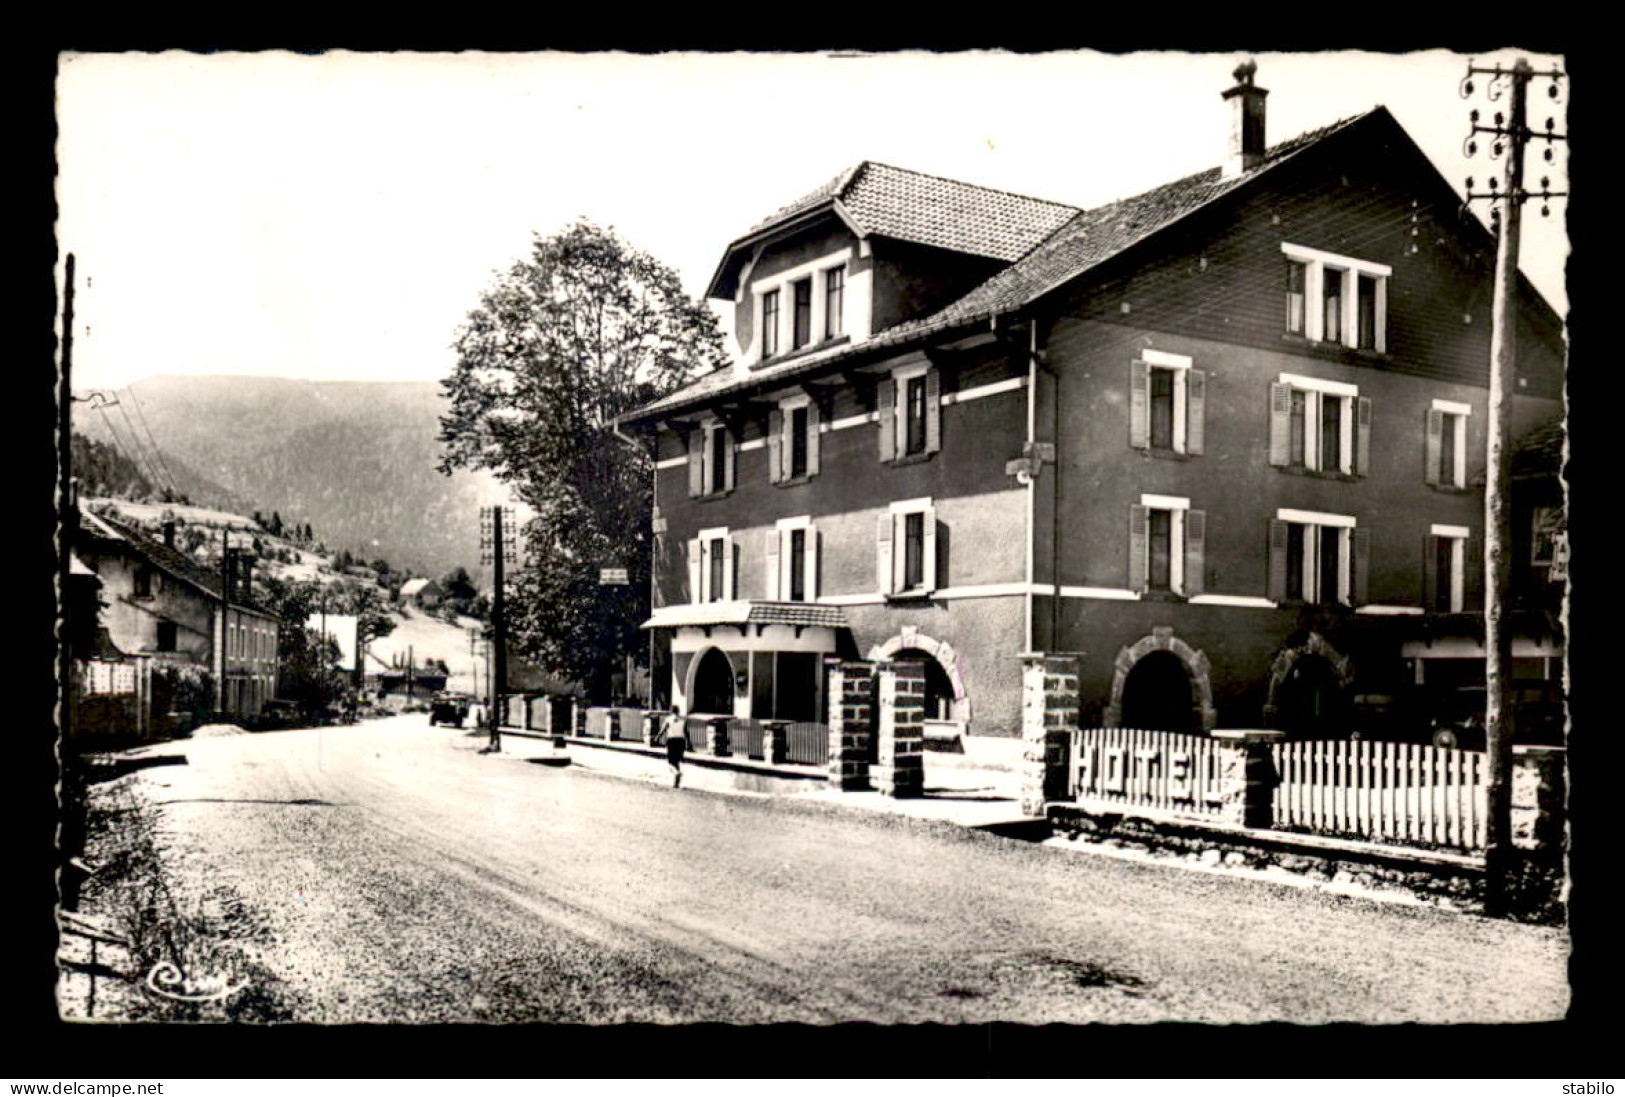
[55,48,1570,394]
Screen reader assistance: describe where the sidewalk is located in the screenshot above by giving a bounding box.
[481,726,1036,831]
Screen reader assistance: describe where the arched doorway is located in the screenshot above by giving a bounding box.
[895,648,956,721]
[866,628,972,728]
[690,647,735,715]
[1119,650,1200,732]
[1104,627,1218,731]
[1274,653,1349,737]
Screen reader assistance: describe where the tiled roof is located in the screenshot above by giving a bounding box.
[642,600,848,630]
[81,510,278,617]
[743,161,1080,263]
[880,111,1375,340]
[628,109,1379,426]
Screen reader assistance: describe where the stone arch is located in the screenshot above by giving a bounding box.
[866,626,972,726]
[1103,626,1218,731]
[1262,632,1355,726]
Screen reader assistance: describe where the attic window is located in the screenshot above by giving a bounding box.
[1282,243,1389,353]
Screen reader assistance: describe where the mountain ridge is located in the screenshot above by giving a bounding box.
[75,374,508,578]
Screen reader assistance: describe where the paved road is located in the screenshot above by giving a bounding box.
[132,715,1568,1023]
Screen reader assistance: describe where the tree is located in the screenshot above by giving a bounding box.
[438,220,727,696]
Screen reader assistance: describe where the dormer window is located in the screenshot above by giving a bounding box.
[1282,243,1389,353]
[761,289,780,360]
[825,267,845,340]
[792,278,813,351]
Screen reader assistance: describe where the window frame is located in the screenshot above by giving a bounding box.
[880,359,940,464]
[1281,242,1390,353]
[760,288,780,360]
[791,277,813,351]
[1429,523,1469,613]
[1427,398,1472,489]
[769,515,820,603]
[1274,507,1357,606]
[1272,372,1365,476]
[1129,349,1203,456]
[879,497,937,596]
[824,265,845,340]
[1130,493,1204,597]
[693,526,735,604]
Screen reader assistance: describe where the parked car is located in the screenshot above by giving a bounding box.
[428,692,471,727]
[1352,685,1564,750]
[255,699,302,731]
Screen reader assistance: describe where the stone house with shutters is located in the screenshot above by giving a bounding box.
[75,510,282,722]
[620,62,1565,744]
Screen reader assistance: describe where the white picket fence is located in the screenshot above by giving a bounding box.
[1271,738,1487,852]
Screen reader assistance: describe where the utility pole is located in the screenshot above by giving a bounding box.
[217,528,230,717]
[1460,57,1566,914]
[490,506,508,752]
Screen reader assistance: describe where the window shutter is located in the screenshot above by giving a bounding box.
[806,403,821,477]
[1422,534,1439,610]
[1355,396,1372,476]
[923,506,939,591]
[877,377,896,462]
[1186,369,1206,456]
[1267,519,1289,602]
[687,432,703,497]
[1423,408,1443,486]
[1463,536,1483,613]
[808,527,820,600]
[1129,361,1150,449]
[924,368,942,455]
[687,538,702,603]
[1128,505,1149,592]
[765,528,781,600]
[767,409,783,484]
[1351,527,1371,606]
[723,430,736,493]
[1184,509,1207,596]
[726,536,738,601]
[876,511,895,594]
[1268,383,1292,467]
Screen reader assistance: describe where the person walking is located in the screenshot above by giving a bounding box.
[665,706,687,788]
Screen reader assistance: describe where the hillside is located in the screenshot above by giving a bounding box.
[75,375,509,578]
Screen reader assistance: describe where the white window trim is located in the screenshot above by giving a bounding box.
[1138,495,1187,595]
[1278,508,1357,529]
[1144,356,1191,454]
[697,525,730,603]
[774,515,817,602]
[1433,399,1472,488]
[1279,374,1358,475]
[1432,523,1469,613]
[1281,243,1389,352]
[750,248,855,362]
[888,497,936,594]
[1278,509,1357,606]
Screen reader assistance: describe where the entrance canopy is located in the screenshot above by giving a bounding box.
[643,601,848,631]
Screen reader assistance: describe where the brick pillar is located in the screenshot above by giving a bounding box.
[1020,654,1079,816]
[1512,745,1566,855]
[1210,730,1285,828]
[875,661,926,798]
[572,699,585,737]
[607,709,621,741]
[828,661,874,791]
[708,715,731,757]
[642,709,663,747]
[761,719,789,764]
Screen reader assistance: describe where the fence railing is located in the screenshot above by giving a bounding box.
[1071,728,1228,819]
[785,722,829,767]
[1271,738,1486,852]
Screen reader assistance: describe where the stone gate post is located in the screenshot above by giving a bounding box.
[1020,654,1079,816]
[828,661,874,791]
[875,661,925,798]
[1210,730,1285,828]
[1511,745,1565,856]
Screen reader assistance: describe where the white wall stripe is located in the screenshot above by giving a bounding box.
[1355,604,1426,616]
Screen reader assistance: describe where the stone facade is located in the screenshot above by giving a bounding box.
[1020,654,1079,816]
[874,661,925,798]
[828,660,874,791]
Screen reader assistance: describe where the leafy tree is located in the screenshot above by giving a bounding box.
[438,220,726,696]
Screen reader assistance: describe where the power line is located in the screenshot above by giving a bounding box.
[125,382,180,497]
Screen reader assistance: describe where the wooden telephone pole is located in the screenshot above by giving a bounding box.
[1460,57,1566,913]
[481,505,514,752]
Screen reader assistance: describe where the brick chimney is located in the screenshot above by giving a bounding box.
[1221,59,1269,179]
